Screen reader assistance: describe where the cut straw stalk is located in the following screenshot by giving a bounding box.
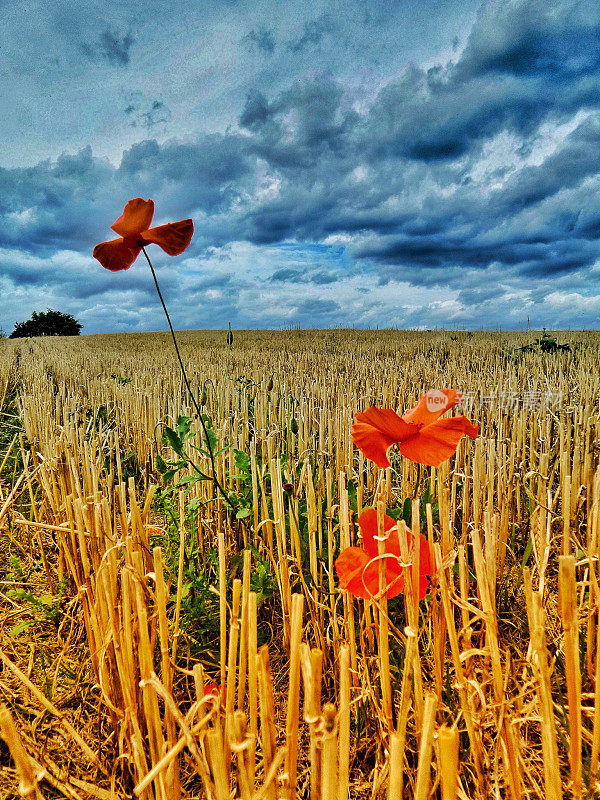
[321,704,338,799]
[438,725,459,800]
[285,593,304,800]
[414,693,437,800]
[558,555,582,798]
[207,727,229,800]
[338,645,351,800]
[170,492,186,669]
[0,705,44,799]
[397,519,424,725]
[471,528,521,800]
[306,646,324,800]
[152,545,178,793]
[393,629,416,798]
[592,577,600,777]
[387,733,403,800]
[257,646,278,800]
[434,544,487,795]
[524,572,562,800]
[248,591,259,789]
[224,579,242,778]
[218,530,227,691]
[238,548,252,711]
[377,501,393,728]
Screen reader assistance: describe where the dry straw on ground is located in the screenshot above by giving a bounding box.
[0,328,599,798]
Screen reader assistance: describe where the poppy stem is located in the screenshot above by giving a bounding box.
[141,246,235,512]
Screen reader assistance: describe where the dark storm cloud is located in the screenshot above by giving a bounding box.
[124,95,171,130]
[288,14,335,53]
[2,0,600,332]
[118,137,254,214]
[311,270,338,284]
[242,27,276,54]
[489,114,600,213]
[239,92,273,133]
[357,231,600,279]
[81,27,135,66]
[296,298,340,315]
[0,133,257,253]
[455,0,600,82]
[271,268,301,282]
[356,0,600,163]
[270,267,340,284]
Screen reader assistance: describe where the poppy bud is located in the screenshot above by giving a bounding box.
[291,418,299,435]
[266,377,274,392]
[199,388,208,406]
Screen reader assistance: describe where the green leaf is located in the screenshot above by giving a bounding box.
[236,507,252,520]
[234,450,251,475]
[163,426,184,457]
[10,620,35,636]
[204,428,217,452]
[522,535,533,569]
[8,588,32,601]
[178,475,200,485]
[156,453,168,474]
[176,415,193,440]
[347,480,358,514]
[402,498,412,525]
[38,594,55,606]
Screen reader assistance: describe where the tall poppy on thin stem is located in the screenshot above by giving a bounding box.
[335,508,434,600]
[93,197,193,272]
[352,389,478,469]
[94,198,235,510]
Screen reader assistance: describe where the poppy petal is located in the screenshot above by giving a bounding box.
[402,389,463,427]
[398,416,479,467]
[418,569,433,599]
[111,198,155,237]
[358,507,407,559]
[352,407,420,468]
[93,237,142,272]
[142,219,194,256]
[357,509,433,598]
[418,532,433,578]
[335,547,405,600]
[415,531,435,599]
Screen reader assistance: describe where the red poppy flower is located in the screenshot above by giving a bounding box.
[203,682,226,703]
[335,508,434,600]
[93,198,193,271]
[352,389,478,469]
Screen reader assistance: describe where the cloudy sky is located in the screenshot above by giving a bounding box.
[1,0,600,333]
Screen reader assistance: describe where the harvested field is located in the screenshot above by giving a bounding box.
[0,328,599,799]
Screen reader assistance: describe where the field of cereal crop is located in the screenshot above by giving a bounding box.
[1,328,599,799]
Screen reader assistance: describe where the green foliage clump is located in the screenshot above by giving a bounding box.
[9,309,82,338]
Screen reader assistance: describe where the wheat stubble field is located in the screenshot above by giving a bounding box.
[0,328,599,799]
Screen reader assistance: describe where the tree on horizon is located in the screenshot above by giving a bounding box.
[9,309,82,338]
